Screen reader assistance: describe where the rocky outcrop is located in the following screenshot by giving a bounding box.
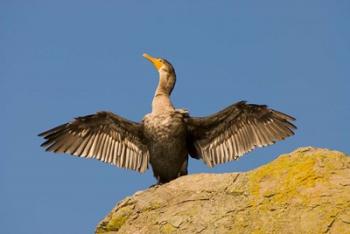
[96,147,350,234]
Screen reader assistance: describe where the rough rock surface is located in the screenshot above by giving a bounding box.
[96,147,350,234]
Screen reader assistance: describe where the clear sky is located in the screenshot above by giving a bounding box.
[1,1,349,233]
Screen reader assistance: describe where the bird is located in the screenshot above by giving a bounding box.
[39,53,296,185]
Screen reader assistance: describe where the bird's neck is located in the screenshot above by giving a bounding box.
[152,71,176,114]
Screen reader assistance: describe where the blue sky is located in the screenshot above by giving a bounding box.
[1,1,349,233]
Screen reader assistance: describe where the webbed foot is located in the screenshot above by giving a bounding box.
[149,182,163,188]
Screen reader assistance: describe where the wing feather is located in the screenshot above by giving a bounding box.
[186,101,296,167]
[39,111,149,172]
[83,133,96,157]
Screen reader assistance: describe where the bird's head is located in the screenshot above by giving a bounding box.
[143,53,175,76]
[143,53,176,96]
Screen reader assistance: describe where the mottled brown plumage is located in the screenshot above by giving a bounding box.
[39,53,296,184]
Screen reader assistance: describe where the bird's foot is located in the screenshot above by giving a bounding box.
[149,183,163,188]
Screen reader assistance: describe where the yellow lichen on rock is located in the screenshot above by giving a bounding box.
[96,147,350,234]
[96,199,135,233]
[160,223,177,234]
[248,147,343,206]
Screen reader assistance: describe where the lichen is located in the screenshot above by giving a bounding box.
[141,201,163,212]
[248,150,334,206]
[96,205,134,233]
[160,223,177,234]
[106,215,128,231]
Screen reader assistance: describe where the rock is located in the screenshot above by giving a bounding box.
[96,147,350,234]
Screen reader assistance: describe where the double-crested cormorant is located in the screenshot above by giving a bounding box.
[39,53,296,184]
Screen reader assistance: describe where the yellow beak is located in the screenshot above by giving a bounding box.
[143,53,163,70]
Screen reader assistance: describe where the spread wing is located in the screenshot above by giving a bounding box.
[39,111,149,172]
[186,101,296,167]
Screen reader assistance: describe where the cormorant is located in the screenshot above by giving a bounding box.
[39,53,296,184]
